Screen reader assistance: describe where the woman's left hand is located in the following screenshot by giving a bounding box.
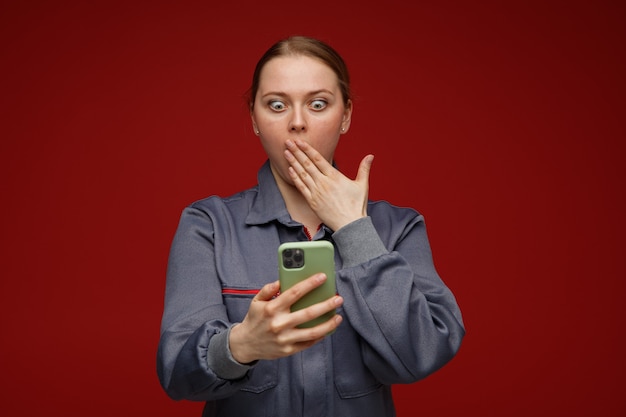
[284,138,374,232]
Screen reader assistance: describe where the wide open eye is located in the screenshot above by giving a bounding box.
[269,100,286,111]
[309,99,327,111]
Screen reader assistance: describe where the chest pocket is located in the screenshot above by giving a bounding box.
[222,293,256,324]
[213,221,281,291]
[215,221,280,324]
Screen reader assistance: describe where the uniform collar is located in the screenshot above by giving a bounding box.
[245,160,293,226]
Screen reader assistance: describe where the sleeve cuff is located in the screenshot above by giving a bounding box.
[332,217,388,267]
[207,324,256,380]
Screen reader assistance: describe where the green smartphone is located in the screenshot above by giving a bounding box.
[278,240,337,328]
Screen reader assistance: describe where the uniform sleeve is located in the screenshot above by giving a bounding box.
[332,214,465,385]
[156,206,253,401]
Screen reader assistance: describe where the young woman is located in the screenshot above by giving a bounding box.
[157,35,465,417]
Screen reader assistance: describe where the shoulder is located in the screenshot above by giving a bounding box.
[368,199,424,224]
[366,200,426,243]
[187,185,259,216]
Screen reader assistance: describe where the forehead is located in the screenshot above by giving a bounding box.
[257,55,340,95]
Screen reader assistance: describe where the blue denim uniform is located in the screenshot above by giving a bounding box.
[157,161,465,417]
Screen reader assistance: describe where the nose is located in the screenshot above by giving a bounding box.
[289,108,307,132]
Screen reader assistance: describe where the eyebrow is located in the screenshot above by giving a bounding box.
[260,89,335,99]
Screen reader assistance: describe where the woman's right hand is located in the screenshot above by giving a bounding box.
[228,274,343,364]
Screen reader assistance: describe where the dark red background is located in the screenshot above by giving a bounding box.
[1,1,624,415]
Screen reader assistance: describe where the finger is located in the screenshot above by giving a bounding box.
[355,154,374,184]
[254,280,280,302]
[276,273,327,307]
[292,313,343,343]
[297,139,334,176]
[272,301,341,345]
[284,149,316,190]
[291,295,343,328]
[284,145,318,185]
[287,139,333,176]
[287,165,313,199]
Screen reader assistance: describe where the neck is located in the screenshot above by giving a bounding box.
[271,164,322,232]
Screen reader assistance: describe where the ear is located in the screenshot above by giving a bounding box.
[340,99,353,134]
[250,111,260,136]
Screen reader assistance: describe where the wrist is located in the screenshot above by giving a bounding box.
[330,214,366,233]
[229,323,256,364]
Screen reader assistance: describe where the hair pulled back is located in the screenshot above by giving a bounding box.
[249,36,351,109]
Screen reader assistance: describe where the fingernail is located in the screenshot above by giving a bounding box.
[316,273,327,282]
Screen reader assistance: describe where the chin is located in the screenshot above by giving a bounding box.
[268,162,293,185]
